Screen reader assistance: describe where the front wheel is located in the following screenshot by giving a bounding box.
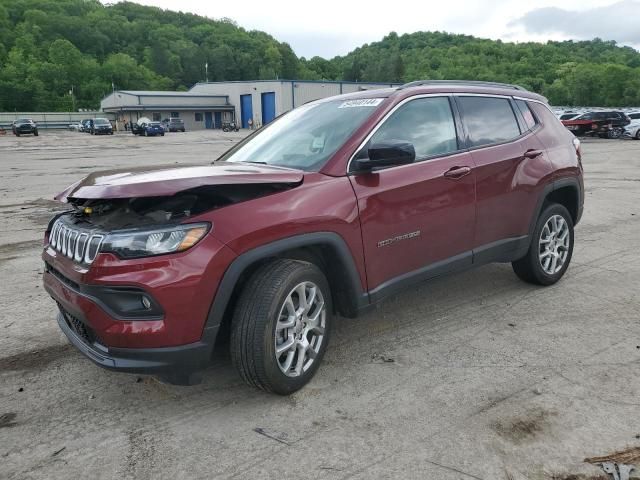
[230,259,332,395]
[33,130,38,136]
[512,203,574,286]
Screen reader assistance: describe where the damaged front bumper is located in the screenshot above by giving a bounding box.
[56,305,217,384]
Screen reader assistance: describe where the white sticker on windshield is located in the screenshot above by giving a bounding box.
[338,98,384,108]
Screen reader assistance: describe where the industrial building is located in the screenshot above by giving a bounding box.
[100,80,400,130]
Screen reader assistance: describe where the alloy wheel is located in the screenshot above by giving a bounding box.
[538,214,570,275]
[275,282,326,377]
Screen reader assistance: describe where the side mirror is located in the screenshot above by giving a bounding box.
[353,141,416,172]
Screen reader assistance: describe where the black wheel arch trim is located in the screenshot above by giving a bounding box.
[203,232,368,331]
[528,176,583,240]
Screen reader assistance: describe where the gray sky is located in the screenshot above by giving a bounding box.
[104,0,640,58]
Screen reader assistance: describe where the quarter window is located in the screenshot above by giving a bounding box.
[458,96,521,148]
[515,100,537,130]
[367,97,458,161]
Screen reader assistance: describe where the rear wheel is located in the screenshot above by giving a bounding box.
[230,259,332,395]
[636,130,640,140]
[512,203,574,286]
[33,129,38,136]
[608,128,622,139]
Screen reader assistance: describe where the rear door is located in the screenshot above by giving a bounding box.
[349,95,476,296]
[456,95,552,259]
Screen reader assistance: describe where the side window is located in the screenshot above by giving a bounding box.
[367,97,458,161]
[515,100,537,130]
[458,96,521,148]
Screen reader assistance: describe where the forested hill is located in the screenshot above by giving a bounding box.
[324,31,640,106]
[1,1,640,111]
[0,0,302,111]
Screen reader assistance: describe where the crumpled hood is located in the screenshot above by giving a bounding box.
[55,162,304,201]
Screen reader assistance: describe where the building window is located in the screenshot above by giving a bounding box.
[195,113,203,122]
[171,112,180,118]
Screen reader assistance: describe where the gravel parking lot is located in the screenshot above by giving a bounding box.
[1,130,639,480]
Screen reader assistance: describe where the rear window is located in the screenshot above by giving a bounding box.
[515,100,538,130]
[458,96,521,148]
[629,113,640,120]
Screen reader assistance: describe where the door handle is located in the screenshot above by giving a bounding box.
[443,166,471,180]
[524,149,543,159]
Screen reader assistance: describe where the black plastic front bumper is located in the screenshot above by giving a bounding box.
[56,309,219,385]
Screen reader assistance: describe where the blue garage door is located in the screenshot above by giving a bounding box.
[204,112,213,129]
[240,94,253,129]
[214,111,222,129]
[261,92,276,125]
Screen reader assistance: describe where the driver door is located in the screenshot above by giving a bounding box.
[348,96,477,297]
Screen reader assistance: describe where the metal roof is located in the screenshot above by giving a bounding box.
[117,90,227,98]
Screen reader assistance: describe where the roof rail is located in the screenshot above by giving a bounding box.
[398,80,525,91]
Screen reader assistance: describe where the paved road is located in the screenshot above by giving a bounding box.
[1,131,639,479]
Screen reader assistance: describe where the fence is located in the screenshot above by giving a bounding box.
[0,112,115,129]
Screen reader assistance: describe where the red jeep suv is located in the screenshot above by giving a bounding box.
[43,80,584,394]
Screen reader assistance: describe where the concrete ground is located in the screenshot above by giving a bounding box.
[0,130,639,480]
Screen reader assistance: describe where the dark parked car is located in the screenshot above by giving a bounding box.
[562,111,630,138]
[12,118,38,136]
[132,120,165,136]
[80,119,92,133]
[162,118,185,132]
[43,80,583,394]
[90,118,113,135]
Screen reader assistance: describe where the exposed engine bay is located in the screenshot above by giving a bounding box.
[65,183,295,230]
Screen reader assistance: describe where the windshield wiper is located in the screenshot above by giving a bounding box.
[240,160,268,165]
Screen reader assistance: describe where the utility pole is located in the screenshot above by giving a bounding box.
[69,85,75,112]
[205,62,208,82]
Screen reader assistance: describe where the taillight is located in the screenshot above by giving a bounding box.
[591,123,598,130]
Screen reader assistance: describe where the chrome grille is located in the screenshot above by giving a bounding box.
[49,219,104,264]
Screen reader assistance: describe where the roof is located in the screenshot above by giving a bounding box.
[117,90,227,98]
[193,79,402,87]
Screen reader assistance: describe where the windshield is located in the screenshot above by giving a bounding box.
[94,119,109,125]
[220,98,384,171]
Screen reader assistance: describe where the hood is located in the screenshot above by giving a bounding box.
[55,163,304,202]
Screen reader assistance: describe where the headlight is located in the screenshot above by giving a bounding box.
[101,223,210,259]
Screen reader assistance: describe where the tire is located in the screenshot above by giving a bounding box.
[15,132,20,137]
[33,130,38,136]
[161,132,164,136]
[230,259,333,395]
[512,203,574,286]
[636,130,640,140]
[608,128,622,139]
